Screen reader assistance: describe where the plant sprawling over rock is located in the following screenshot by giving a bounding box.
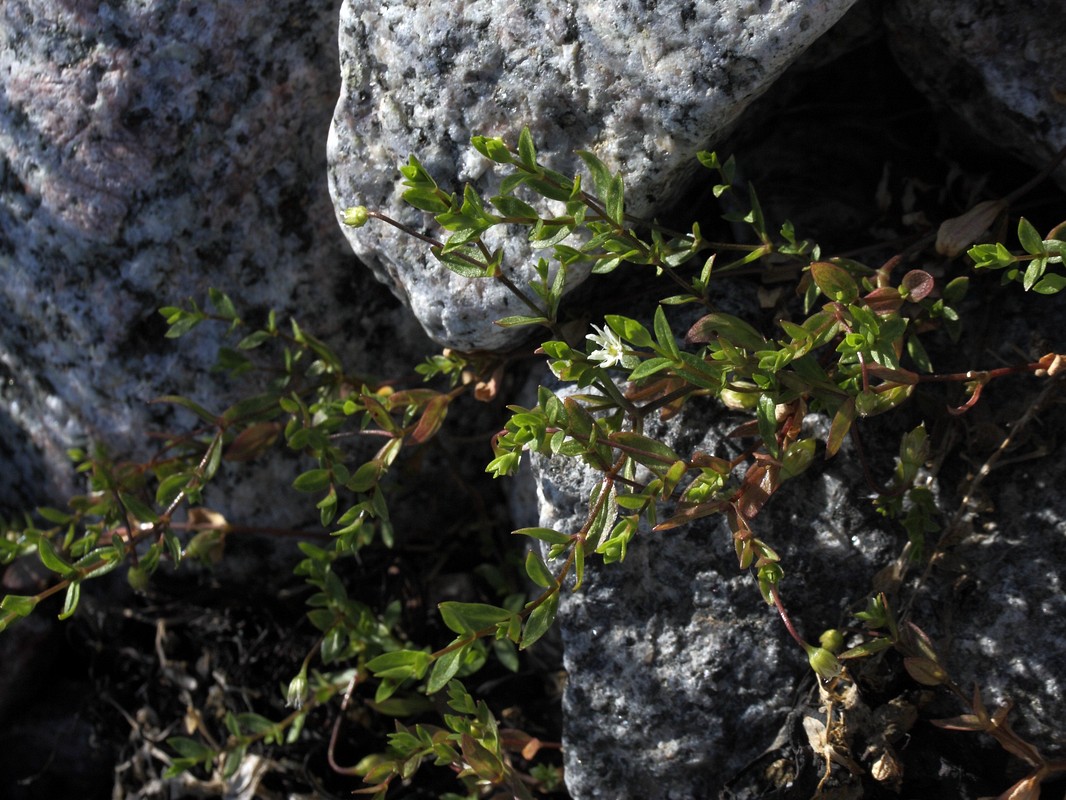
[3,130,1065,798]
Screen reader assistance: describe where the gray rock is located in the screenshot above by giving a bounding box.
[925,436,1066,753]
[528,291,1066,797]
[327,0,859,351]
[530,396,900,798]
[885,0,1066,190]
[0,0,429,516]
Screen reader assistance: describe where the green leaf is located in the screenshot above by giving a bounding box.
[746,184,766,236]
[74,550,123,580]
[366,650,433,681]
[293,469,331,493]
[968,241,1016,270]
[426,645,466,694]
[494,314,549,328]
[576,150,613,198]
[838,637,894,660]
[221,393,280,423]
[517,127,537,169]
[652,305,680,360]
[609,431,681,470]
[438,602,512,635]
[119,492,158,524]
[431,245,492,279]
[36,506,72,525]
[168,736,215,762]
[548,260,567,317]
[492,638,521,673]
[906,335,934,373]
[235,712,276,736]
[1017,217,1044,256]
[524,549,555,589]
[347,460,382,493]
[237,330,272,350]
[163,530,183,564]
[574,539,586,590]
[521,591,558,650]
[151,395,217,424]
[810,261,859,304]
[208,288,237,320]
[756,394,779,458]
[163,312,204,339]
[524,176,573,202]
[156,473,193,508]
[529,220,574,248]
[943,276,970,305]
[1,594,39,618]
[1033,272,1066,295]
[605,174,625,225]
[855,384,913,417]
[202,436,223,482]
[403,186,450,213]
[221,744,246,779]
[36,537,76,578]
[781,438,816,480]
[471,135,513,163]
[627,357,675,381]
[491,194,539,219]
[604,315,653,347]
[512,527,571,546]
[1023,255,1047,290]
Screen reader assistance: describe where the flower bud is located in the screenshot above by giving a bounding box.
[127,565,150,592]
[719,387,759,410]
[286,670,308,708]
[342,206,370,227]
[819,628,845,654]
[806,645,842,680]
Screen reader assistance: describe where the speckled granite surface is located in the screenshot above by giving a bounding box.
[0,0,427,515]
[328,0,858,350]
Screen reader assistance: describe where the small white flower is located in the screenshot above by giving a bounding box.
[586,324,636,369]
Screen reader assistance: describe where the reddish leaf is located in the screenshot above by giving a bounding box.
[685,312,766,350]
[810,261,859,304]
[903,656,947,686]
[865,364,919,385]
[935,198,1006,257]
[901,269,935,302]
[224,422,281,462]
[735,463,778,519]
[826,397,855,457]
[409,394,450,444]
[931,714,987,732]
[863,286,903,316]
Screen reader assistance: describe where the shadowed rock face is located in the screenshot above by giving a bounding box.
[530,398,901,798]
[529,295,1066,797]
[327,0,859,351]
[886,0,1066,191]
[0,0,428,517]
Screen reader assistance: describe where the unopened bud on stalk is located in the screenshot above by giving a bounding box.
[342,206,370,227]
[805,644,842,680]
[819,628,845,654]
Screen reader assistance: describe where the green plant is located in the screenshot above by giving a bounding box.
[2,129,1063,797]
